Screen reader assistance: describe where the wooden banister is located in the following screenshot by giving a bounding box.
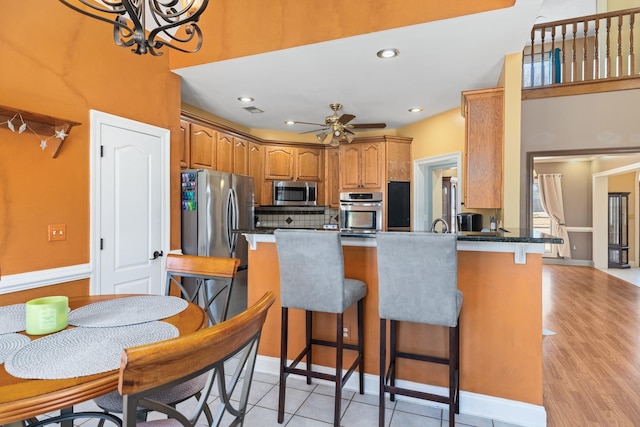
[524,7,640,89]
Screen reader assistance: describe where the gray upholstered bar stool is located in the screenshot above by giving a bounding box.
[274,229,367,427]
[376,232,462,427]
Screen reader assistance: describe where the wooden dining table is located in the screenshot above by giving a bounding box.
[0,294,207,425]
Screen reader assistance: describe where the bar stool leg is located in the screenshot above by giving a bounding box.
[278,308,288,423]
[379,318,387,427]
[335,313,344,427]
[306,310,313,385]
[358,299,365,394]
[389,319,397,402]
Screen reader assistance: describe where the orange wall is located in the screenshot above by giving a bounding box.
[171,0,515,69]
[0,1,181,280]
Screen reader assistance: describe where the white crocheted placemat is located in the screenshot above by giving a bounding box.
[5,321,178,379]
[0,304,27,334]
[0,333,31,364]
[68,296,188,327]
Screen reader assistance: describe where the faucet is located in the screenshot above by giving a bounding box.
[430,218,449,233]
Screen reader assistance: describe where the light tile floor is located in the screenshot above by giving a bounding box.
[43,367,525,427]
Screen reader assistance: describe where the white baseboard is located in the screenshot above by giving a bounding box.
[0,264,92,295]
[255,355,546,427]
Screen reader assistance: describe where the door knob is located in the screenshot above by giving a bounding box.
[150,250,163,260]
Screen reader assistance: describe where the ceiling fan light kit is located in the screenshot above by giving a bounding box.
[293,103,386,146]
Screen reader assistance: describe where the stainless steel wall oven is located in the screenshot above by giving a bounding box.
[339,191,383,233]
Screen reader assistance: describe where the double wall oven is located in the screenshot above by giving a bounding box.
[339,191,383,233]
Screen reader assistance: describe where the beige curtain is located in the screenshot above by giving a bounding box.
[538,174,572,258]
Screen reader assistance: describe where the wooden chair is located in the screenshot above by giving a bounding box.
[165,254,241,325]
[119,291,275,427]
[95,254,241,425]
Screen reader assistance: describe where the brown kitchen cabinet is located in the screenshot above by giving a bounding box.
[248,142,263,206]
[233,136,249,175]
[462,87,503,209]
[386,138,411,182]
[340,142,383,190]
[264,145,322,182]
[179,119,191,169]
[189,123,217,169]
[326,148,340,207]
[216,131,234,173]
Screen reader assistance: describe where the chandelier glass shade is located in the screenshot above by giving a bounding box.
[58,0,209,56]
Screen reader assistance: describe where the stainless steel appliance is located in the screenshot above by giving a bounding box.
[339,191,383,233]
[181,169,254,320]
[273,181,317,206]
[457,212,482,231]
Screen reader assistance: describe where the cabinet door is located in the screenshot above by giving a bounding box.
[361,143,383,189]
[387,140,411,182]
[216,132,234,173]
[296,147,322,181]
[189,124,216,169]
[248,142,263,205]
[264,146,295,180]
[179,120,191,169]
[340,144,361,189]
[233,137,249,175]
[463,89,503,209]
[327,148,340,207]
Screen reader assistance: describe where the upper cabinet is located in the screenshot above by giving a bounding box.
[233,136,249,175]
[179,120,191,169]
[216,131,234,173]
[248,142,263,206]
[462,88,503,209]
[386,138,411,182]
[264,145,323,181]
[326,148,340,208]
[189,123,216,169]
[340,142,383,190]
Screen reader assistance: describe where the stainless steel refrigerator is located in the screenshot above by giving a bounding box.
[181,169,254,321]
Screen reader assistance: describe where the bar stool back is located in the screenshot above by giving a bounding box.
[376,232,462,427]
[274,229,367,427]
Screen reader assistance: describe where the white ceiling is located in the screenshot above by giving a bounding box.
[175,0,596,136]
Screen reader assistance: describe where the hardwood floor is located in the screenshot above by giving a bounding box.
[543,265,640,426]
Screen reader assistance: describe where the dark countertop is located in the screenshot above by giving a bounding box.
[235,228,563,244]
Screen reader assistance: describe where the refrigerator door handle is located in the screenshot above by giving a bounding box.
[227,188,238,255]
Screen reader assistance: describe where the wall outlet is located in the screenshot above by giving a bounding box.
[48,224,67,241]
[342,324,351,340]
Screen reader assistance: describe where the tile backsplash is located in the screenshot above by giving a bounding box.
[255,207,339,229]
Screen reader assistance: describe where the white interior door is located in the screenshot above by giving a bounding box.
[91,111,170,295]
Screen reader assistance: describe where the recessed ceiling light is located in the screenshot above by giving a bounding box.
[237,96,255,102]
[284,120,295,125]
[376,48,399,59]
[408,107,424,113]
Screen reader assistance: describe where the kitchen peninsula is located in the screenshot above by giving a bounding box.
[242,229,561,426]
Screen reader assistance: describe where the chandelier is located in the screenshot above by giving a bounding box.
[58,0,209,56]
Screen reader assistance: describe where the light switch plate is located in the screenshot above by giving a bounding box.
[48,224,67,241]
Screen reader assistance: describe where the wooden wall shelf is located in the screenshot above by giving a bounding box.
[0,105,81,158]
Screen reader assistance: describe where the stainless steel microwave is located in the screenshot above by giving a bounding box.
[273,181,317,206]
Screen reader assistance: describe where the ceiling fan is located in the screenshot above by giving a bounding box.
[292,103,386,147]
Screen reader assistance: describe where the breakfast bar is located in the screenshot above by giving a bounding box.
[242,229,561,426]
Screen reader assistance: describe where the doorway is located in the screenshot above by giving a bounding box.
[90,110,170,295]
[414,152,462,231]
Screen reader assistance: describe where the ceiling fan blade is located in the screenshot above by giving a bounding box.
[293,121,327,126]
[348,123,387,129]
[338,114,355,125]
[343,128,355,135]
[299,127,329,134]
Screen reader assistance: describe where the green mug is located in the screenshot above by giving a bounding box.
[25,296,69,335]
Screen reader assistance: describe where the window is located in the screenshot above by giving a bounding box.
[523,48,561,88]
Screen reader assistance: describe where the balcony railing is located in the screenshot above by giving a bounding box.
[524,7,640,88]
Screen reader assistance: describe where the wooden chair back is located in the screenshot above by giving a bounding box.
[119,291,275,427]
[165,254,241,324]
